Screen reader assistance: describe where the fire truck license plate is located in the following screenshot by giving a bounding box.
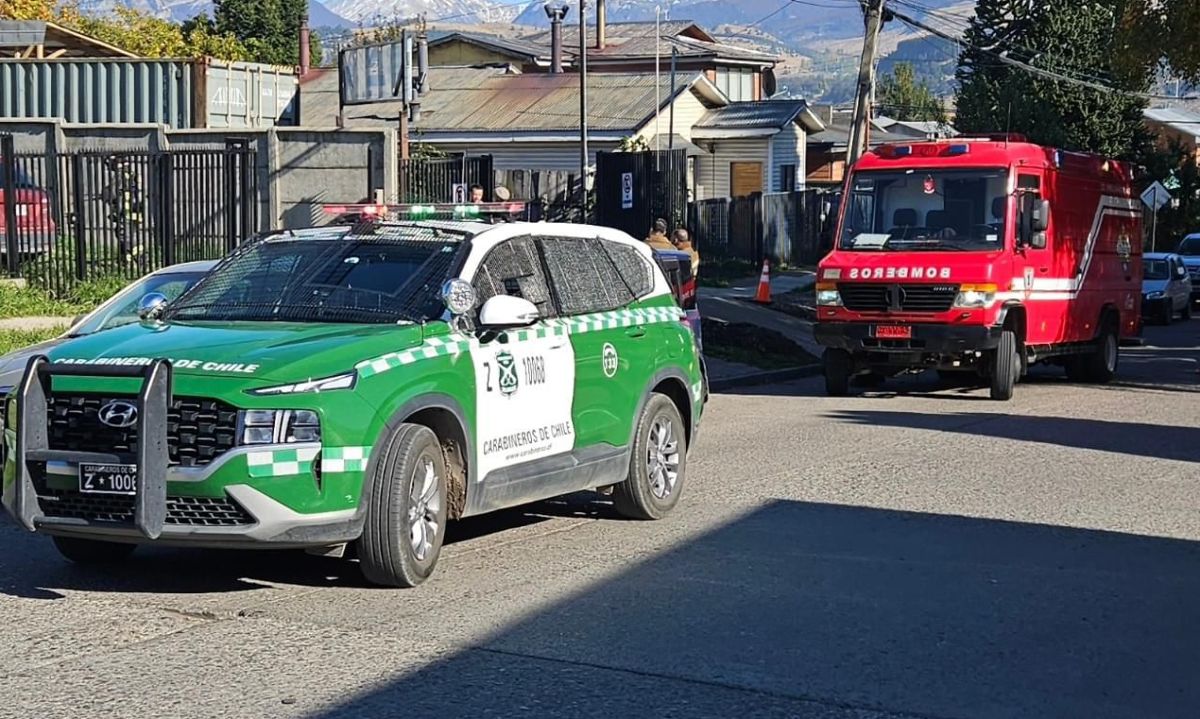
[79,463,138,495]
[874,325,912,339]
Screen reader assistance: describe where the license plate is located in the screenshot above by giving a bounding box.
[79,463,138,495]
[875,325,912,339]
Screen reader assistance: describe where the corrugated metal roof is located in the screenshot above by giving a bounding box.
[428,32,548,61]
[518,21,774,62]
[695,100,808,130]
[1145,106,1200,136]
[303,66,713,134]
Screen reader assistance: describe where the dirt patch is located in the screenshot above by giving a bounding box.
[702,318,818,370]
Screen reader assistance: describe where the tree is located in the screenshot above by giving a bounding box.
[1137,139,1200,248]
[214,0,312,66]
[955,0,1149,159]
[877,62,945,123]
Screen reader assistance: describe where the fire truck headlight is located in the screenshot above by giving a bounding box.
[815,283,842,307]
[953,284,997,309]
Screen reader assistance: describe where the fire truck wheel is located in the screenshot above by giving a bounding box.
[823,349,852,397]
[1081,322,1119,384]
[989,330,1018,401]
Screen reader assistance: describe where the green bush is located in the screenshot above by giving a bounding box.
[0,326,67,355]
[0,284,84,319]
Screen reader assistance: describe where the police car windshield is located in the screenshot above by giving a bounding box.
[164,228,463,324]
[841,169,1008,252]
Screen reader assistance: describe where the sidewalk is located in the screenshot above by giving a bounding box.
[699,270,822,360]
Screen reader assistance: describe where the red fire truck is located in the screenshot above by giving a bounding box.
[814,136,1143,400]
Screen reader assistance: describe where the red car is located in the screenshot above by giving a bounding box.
[0,162,56,258]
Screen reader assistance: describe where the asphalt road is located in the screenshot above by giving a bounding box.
[2,319,1198,719]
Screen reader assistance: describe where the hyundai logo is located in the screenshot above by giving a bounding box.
[98,400,138,428]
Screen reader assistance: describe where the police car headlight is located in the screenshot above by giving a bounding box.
[247,372,357,396]
[953,284,997,309]
[815,283,842,307]
[240,409,321,445]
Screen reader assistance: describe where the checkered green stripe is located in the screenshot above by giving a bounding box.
[357,334,469,378]
[322,445,372,473]
[246,445,373,477]
[356,305,685,379]
[246,447,319,478]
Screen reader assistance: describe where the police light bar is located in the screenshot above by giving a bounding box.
[322,202,527,221]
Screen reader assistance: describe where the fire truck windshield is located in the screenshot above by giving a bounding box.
[840,169,1009,252]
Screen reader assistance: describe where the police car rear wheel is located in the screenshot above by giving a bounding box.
[52,536,136,565]
[358,424,448,588]
[614,394,686,521]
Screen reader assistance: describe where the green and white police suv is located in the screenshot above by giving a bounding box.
[2,204,706,587]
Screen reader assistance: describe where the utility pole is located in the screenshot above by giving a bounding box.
[579,0,589,219]
[847,0,885,167]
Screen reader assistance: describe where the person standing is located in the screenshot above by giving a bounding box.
[672,228,700,276]
[644,218,674,251]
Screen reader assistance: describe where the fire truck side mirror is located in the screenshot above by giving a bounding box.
[1031,199,1050,234]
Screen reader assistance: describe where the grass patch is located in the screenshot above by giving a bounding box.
[0,284,84,319]
[698,258,757,288]
[701,318,818,370]
[0,326,66,355]
[0,274,130,320]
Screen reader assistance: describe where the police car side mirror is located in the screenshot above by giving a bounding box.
[137,292,168,320]
[479,295,539,329]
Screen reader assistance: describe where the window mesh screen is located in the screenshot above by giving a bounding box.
[473,237,555,317]
[604,241,653,298]
[540,237,634,316]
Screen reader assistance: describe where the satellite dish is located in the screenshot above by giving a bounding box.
[762,68,778,98]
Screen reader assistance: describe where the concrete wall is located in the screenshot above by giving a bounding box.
[0,119,397,231]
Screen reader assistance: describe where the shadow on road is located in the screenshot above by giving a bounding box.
[301,500,1200,718]
[0,499,578,598]
[826,409,1200,463]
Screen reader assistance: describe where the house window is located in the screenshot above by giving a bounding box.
[714,67,756,102]
[780,164,797,192]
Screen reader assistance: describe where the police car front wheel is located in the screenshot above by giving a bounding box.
[357,424,449,588]
[613,393,687,520]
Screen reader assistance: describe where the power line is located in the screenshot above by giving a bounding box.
[889,8,1179,101]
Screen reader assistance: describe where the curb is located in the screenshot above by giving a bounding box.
[709,364,822,392]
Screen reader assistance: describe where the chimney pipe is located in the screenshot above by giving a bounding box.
[596,0,606,49]
[544,3,569,73]
[299,17,311,76]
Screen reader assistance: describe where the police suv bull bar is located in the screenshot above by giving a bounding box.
[12,356,173,539]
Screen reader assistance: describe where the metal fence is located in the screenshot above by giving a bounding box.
[688,189,837,267]
[399,154,493,203]
[0,135,256,296]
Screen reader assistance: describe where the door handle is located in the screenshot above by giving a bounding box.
[626,326,647,338]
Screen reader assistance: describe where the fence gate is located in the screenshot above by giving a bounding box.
[399,154,494,203]
[594,149,687,239]
[1,135,257,296]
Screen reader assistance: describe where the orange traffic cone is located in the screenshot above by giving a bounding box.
[753,258,772,304]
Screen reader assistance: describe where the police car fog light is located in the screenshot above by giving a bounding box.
[248,372,357,396]
[239,409,321,445]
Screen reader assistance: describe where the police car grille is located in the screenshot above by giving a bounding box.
[838,283,959,313]
[37,489,253,526]
[46,395,239,467]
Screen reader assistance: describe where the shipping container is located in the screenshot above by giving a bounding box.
[0,58,299,129]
